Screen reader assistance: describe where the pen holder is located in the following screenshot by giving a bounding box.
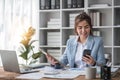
[100,66,111,80]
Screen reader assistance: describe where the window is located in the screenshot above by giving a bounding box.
[0,0,39,66]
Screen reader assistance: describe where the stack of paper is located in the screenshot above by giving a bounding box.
[43,69,85,79]
[47,18,61,28]
[16,66,85,79]
[16,72,43,79]
[47,32,60,46]
[69,13,80,27]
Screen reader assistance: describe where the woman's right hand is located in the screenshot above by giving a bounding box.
[46,53,59,65]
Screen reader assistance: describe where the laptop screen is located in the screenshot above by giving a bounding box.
[0,50,20,73]
[0,50,41,74]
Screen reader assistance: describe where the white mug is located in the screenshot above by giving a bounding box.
[85,67,96,79]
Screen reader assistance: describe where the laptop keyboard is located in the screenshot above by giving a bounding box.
[20,68,39,74]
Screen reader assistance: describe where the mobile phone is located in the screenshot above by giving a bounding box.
[83,49,91,58]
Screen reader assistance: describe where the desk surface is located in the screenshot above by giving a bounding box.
[0,67,120,80]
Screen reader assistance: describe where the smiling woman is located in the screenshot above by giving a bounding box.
[46,12,106,69]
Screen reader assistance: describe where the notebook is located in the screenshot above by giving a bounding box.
[0,50,39,74]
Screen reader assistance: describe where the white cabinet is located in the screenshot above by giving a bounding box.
[39,0,120,67]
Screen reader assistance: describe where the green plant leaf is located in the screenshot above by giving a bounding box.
[19,51,29,60]
[19,45,25,52]
[25,45,31,53]
[29,40,38,46]
[32,52,42,59]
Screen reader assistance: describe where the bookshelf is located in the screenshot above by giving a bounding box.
[38,0,120,67]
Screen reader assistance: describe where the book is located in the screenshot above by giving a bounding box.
[93,12,97,26]
[89,12,93,25]
[47,36,60,39]
[47,49,61,60]
[69,13,79,27]
[93,31,101,36]
[77,0,84,8]
[47,32,60,46]
[51,0,55,9]
[67,0,72,8]
[47,21,60,25]
[72,0,77,8]
[47,39,60,42]
[90,4,110,7]
[47,49,60,53]
[90,11,101,26]
[45,0,51,9]
[47,43,60,46]
[40,0,45,10]
[47,32,60,35]
[96,12,101,26]
[55,0,60,9]
[50,18,60,22]
[47,25,60,28]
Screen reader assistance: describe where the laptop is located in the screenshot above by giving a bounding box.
[0,50,39,74]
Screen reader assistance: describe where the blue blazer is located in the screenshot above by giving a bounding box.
[60,35,106,68]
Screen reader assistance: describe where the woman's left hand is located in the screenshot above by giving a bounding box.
[82,55,96,66]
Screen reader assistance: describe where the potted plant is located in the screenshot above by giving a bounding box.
[19,26,42,66]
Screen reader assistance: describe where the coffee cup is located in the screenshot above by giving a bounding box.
[85,67,96,79]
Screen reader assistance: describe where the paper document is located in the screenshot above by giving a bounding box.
[16,66,85,79]
[16,72,43,79]
[42,66,60,75]
[42,67,85,79]
[43,70,85,79]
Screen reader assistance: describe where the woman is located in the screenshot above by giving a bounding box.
[46,12,106,69]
